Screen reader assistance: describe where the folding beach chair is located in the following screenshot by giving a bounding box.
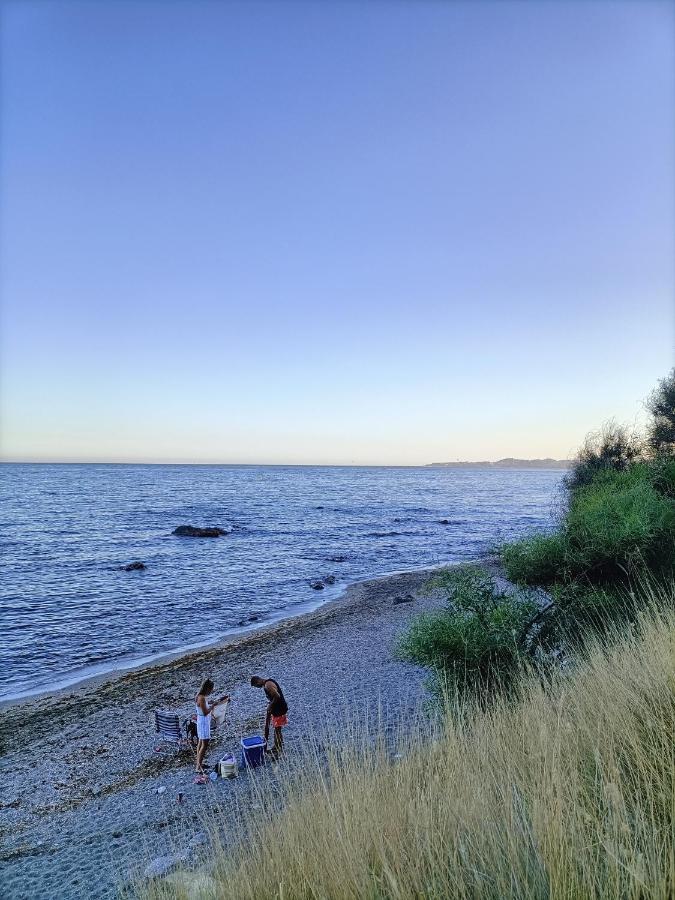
[154,710,190,752]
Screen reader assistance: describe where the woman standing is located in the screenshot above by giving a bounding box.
[194,678,228,776]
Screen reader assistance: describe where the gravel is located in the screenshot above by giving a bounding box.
[0,565,465,899]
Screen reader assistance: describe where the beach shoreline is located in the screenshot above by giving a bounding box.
[1,560,511,899]
[0,558,461,713]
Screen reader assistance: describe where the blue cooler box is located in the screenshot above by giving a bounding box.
[240,735,266,768]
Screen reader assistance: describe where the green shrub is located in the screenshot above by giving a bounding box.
[503,463,675,592]
[646,367,675,455]
[647,454,675,498]
[501,532,569,585]
[397,566,538,691]
[566,421,642,492]
[565,466,675,582]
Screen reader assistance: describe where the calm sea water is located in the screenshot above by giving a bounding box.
[0,464,564,701]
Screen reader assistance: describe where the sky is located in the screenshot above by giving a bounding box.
[0,0,673,465]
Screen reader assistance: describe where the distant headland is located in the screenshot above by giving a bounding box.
[427,458,571,469]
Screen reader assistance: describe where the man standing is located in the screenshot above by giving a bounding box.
[250,675,288,758]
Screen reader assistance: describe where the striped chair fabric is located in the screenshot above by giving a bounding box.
[154,710,183,745]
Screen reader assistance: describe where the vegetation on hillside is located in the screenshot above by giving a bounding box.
[498,369,675,655]
[502,460,675,586]
[396,372,674,696]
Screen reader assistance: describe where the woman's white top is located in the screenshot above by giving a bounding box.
[196,700,211,740]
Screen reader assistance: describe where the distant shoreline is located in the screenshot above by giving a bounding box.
[0,459,571,468]
[427,458,571,469]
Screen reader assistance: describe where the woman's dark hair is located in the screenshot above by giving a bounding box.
[198,679,214,696]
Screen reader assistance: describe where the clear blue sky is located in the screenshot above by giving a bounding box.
[1,0,673,464]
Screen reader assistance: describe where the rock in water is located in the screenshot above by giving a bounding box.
[310,581,325,590]
[172,525,228,537]
[323,575,336,585]
[122,561,146,571]
[438,519,450,525]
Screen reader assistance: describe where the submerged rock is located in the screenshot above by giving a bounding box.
[327,555,348,562]
[122,561,146,571]
[172,525,228,538]
[323,575,336,585]
[438,519,450,525]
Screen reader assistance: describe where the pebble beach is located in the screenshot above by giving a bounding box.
[0,563,499,899]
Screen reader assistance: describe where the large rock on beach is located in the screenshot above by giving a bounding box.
[172,525,229,538]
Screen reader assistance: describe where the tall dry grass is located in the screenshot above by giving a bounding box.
[147,583,675,900]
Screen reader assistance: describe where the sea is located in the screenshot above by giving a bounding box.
[0,463,565,702]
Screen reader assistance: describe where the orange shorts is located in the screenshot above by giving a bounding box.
[271,714,288,728]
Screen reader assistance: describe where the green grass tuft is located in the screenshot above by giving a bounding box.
[501,532,569,585]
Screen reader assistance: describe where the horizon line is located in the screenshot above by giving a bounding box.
[0,457,572,468]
